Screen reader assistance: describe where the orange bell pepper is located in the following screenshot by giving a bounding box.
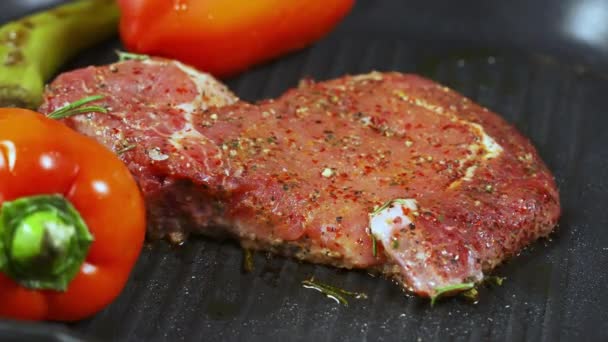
[118,0,355,77]
[0,97,146,321]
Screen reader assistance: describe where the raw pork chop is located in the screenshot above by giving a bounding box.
[40,59,561,297]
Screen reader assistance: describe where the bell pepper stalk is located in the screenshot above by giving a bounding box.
[0,0,119,109]
[118,0,355,77]
[0,96,146,321]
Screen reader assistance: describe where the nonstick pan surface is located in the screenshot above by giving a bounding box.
[1,1,607,341]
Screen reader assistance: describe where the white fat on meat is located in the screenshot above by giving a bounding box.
[393,89,504,187]
[370,199,418,245]
[369,198,483,294]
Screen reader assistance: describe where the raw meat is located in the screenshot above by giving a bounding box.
[40,59,560,297]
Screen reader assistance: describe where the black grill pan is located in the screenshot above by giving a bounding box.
[2,1,608,341]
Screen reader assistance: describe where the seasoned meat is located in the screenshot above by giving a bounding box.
[40,60,560,297]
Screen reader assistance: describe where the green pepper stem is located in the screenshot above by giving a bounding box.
[0,195,93,291]
[430,282,475,306]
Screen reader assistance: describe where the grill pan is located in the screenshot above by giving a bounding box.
[2,0,608,341]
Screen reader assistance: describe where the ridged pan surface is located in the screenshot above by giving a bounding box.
[1,1,607,341]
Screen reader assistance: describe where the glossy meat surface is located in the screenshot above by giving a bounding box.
[40,60,560,297]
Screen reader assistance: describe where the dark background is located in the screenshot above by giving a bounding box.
[1,1,608,341]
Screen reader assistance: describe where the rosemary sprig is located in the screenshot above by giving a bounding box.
[371,233,378,257]
[371,198,414,216]
[430,275,506,305]
[302,278,367,306]
[371,200,393,216]
[430,282,475,306]
[116,144,136,155]
[484,276,505,286]
[116,50,149,62]
[47,95,106,119]
[243,249,254,273]
[461,288,479,302]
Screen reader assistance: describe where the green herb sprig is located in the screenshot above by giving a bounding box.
[430,282,475,306]
[116,144,136,155]
[243,249,254,273]
[47,95,106,119]
[116,50,149,62]
[371,233,378,257]
[302,278,368,306]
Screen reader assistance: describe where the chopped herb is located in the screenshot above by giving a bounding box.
[116,50,149,61]
[228,139,240,148]
[371,198,414,216]
[462,276,505,302]
[430,282,475,306]
[302,278,368,306]
[461,288,479,302]
[438,214,445,223]
[324,132,335,141]
[371,233,378,257]
[394,199,413,206]
[336,216,343,223]
[243,249,254,273]
[391,237,399,249]
[371,200,393,216]
[116,144,136,155]
[484,275,505,286]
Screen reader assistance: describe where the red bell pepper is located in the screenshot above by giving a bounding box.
[0,97,146,321]
[118,0,355,77]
